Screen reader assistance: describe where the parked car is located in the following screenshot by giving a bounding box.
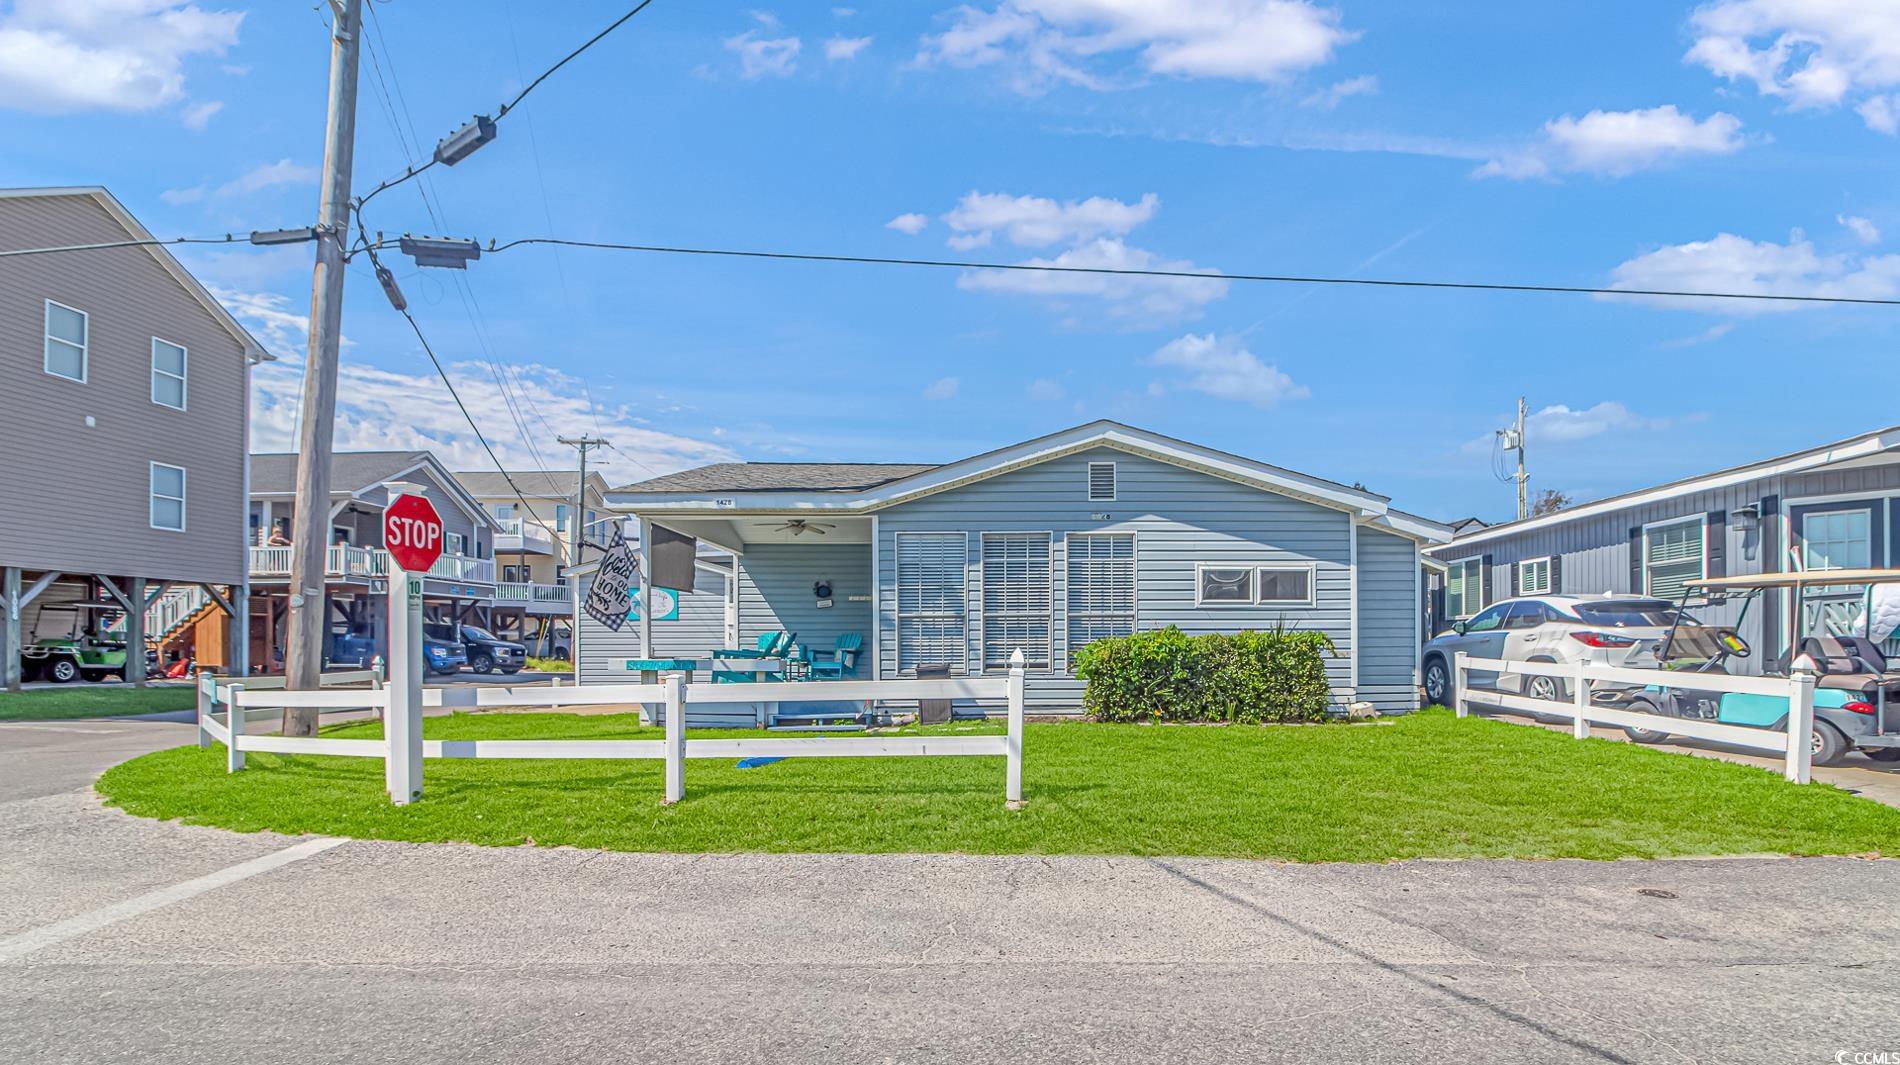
[459,625,525,675]
[328,624,376,668]
[19,605,157,683]
[422,628,467,677]
[1421,596,1694,706]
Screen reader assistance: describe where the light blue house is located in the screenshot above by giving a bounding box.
[577,422,1450,713]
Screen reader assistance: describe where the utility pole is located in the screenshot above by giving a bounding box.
[558,436,610,658]
[1515,396,1529,522]
[285,0,364,736]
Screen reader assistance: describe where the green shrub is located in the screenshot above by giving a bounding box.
[1073,625,1336,724]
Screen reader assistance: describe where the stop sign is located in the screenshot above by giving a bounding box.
[384,494,445,573]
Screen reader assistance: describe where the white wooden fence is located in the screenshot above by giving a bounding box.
[1453,652,1818,783]
[197,651,1028,806]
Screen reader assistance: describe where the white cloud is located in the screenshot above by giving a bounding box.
[0,0,242,115]
[1840,213,1882,245]
[1861,93,1900,134]
[162,158,318,205]
[1478,106,1747,179]
[1300,73,1377,109]
[942,191,1159,248]
[958,237,1229,322]
[885,212,929,235]
[1459,402,1673,455]
[1025,377,1066,401]
[1656,321,1736,349]
[725,28,801,78]
[918,0,1354,92]
[210,286,309,357]
[180,98,221,129]
[825,35,871,60]
[1604,230,1900,315]
[1687,0,1900,132]
[923,376,960,399]
[1143,333,1307,409]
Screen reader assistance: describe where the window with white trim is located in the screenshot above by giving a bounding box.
[1518,556,1551,595]
[1445,557,1482,619]
[896,532,967,674]
[1197,565,1253,604]
[1256,565,1314,605]
[555,504,569,532]
[1087,461,1116,502]
[1067,533,1134,663]
[446,531,466,557]
[151,338,187,409]
[44,300,87,382]
[150,463,186,531]
[1643,518,1704,600]
[982,532,1051,670]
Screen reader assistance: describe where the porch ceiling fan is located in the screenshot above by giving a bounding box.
[754,519,835,536]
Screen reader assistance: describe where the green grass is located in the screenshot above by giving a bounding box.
[0,685,196,722]
[524,657,572,673]
[96,709,1900,861]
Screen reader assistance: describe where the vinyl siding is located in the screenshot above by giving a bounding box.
[1426,452,1900,672]
[1356,525,1420,712]
[577,567,728,683]
[0,194,249,584]
[876,447,1368,713]
[737,541,873,663]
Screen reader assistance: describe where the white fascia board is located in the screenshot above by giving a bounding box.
[1433,429,1900,552]
[1368,510,1455,544]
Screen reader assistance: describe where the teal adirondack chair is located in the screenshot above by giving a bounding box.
[804,632,863,680]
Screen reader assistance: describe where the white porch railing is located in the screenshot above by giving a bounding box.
[494,581,569,604]
[1452,652,1818,783]
[249,545,490,584]
[198,652,1028,805]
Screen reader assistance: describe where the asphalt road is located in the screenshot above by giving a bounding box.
[1,718,1896,1064]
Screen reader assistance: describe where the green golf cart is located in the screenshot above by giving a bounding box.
[18,604,140,684]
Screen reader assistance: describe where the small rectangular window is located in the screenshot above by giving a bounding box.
[1445,557,1483,619]
[1256,565,1314,605]
[1198,565,1253,604]
[44,300,87,382]
[1087,461,1116,502]
[1518,556,1552,595]
[1643,518,1704,600]
[446,532,466,556]
[151,338,187,409]
[555,504,569,532]
[150,463,186,531]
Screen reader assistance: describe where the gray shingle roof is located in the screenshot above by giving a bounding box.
[453,470,607,502]
[614,462,940,494]
[249,451,431,495]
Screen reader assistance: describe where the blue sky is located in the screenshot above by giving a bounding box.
[3,1,1898,521]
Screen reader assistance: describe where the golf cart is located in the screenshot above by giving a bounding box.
[1621,569,1900,766]
[18,604,151,684]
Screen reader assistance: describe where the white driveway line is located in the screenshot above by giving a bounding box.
[0,837,347,964]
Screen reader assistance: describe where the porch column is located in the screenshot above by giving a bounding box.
[638,517,654,659]
[126,577,147,688]
[3,567,19,693]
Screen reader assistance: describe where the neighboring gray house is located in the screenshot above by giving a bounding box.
[0,187,269,687]
[579,421,1451,714]
[1425,424,1900,669]
[248,451,499,670]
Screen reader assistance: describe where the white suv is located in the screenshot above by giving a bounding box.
[1420,596,1692,706]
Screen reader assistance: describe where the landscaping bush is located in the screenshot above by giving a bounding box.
[1073,625,1335,724]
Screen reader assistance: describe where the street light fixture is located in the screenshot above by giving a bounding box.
[434,115,497,166]
[398,235,482,269]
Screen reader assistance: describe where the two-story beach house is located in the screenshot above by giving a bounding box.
[1,187,268,688]
[453,469,610,657]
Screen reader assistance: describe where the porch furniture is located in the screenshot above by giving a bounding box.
[711,631,796,683]
[802,632,863,681]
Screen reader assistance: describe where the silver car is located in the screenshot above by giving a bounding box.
[1421,596,1692,706]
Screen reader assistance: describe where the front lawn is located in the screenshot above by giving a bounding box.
[0,685,196,722]
[98,709,1900,860]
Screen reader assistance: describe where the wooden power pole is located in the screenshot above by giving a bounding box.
[285,0,364,735]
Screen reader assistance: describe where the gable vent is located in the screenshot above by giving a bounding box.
[1087,461,1116,502]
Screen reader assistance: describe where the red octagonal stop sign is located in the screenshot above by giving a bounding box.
[384,494,445,573]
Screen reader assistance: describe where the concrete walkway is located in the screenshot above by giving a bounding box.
[0,716,1896,1063]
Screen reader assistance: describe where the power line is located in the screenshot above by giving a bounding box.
[0,235,247,259]
[355,0,658,213]
[483,237,1900,309]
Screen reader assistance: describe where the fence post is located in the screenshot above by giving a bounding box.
[196,670,213,749]
[663,672,685,804]
[1571,658,1590,740]
[224,682,245,773]
[385,565,424,806]
[370,669,385,725]
[1006,648,1025,807]
[1785,666,1816,785]
[1452,652,1468,718]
